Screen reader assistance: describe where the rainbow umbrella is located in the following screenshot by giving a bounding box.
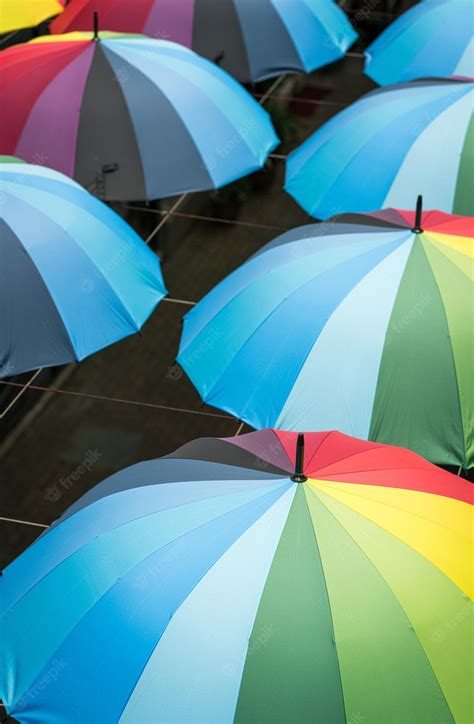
[178,206,474,468]
[0,160,166,377]
[1,429,472,723]
[50,0,358,84]
[365,0,473,85]
[0,29,278,201]
[0,0,64,34]
[285,78,473,219]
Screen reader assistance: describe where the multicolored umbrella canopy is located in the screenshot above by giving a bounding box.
[0,32,278,201]
[50,0,358,84]
[0,161,166,377]
[365,0,473,85]
[178,208,474,468]
[1,429,472,723]
[0,0,63,34]
[285,78,473,219]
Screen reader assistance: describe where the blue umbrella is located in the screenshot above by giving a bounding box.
[285,77,473,219]
[51,0,359,85]
[1,430,471,724]
[0,160,167,377]
[177,210,474,468]
[1,31,279,201]
[365,0,473,86]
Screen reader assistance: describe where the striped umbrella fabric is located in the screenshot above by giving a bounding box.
[365,0,474,86]
[0,32,278,201]
[0,161,166,377]
[285,78,473,219]
[1,430,472,723]
[0,0,64,34]
[178,209,473,468]
[50,0,358,84]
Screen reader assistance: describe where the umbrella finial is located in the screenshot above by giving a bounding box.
[93,11,99,41]
[291,433,307,483]
[412,194,423,234]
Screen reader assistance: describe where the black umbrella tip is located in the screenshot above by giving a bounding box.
[412,194,423,234]
[93,11,99,41]
[291,432,307,483]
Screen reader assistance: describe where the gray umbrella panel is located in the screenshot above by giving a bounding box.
[48,435,292,529]
[75,42,216,200]
[51,1,357,83]
[0,220,78,375]
[193,0,303,83]
[0,163,167,377]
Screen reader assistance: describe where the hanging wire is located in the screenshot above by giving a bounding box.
[252,93,348,108]
[0,378,235,420]
[0,76,287,424]
[234,421,246,437]
[0,368,43,419]
[162,297,196,307]
[145,193,188,245]
[0,516,48,529]
[122,204,292,232]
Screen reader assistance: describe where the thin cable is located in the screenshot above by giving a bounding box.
[252,93,347,108]
[162,297,196,306]
[259,75,287,104]
[122,205,290,232]
[0,379,234,420]
[0,30,20,46]
[145,192,187,244]
[235,421,245,437]
[0,368,43,419]
[0,515,48,529]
